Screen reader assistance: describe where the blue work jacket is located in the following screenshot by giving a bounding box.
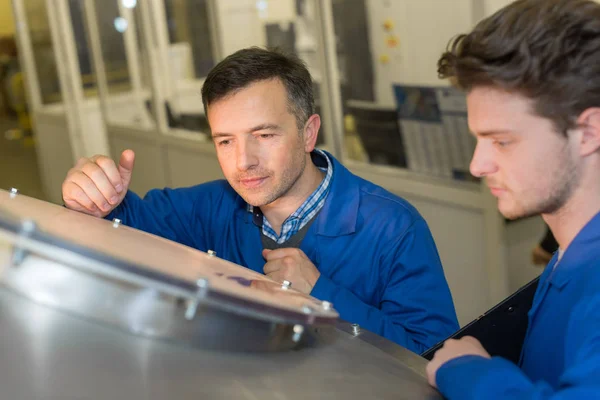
[107,152,458,353]
[437,211,600,398]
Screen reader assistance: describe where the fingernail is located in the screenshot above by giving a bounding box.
[102,203,110,211]
[110,196,119,204]
[115,184,123,193]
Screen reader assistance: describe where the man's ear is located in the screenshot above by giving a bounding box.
[576,108,600,156]
[303,114,321,152]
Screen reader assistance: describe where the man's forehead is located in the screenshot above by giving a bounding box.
[467,88,537,131]
[208,80,287,110]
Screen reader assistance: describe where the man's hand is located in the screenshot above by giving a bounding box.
[262,248,320,294]
[62,150,135,218]
[426,336,491,388]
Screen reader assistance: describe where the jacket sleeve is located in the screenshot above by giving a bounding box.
[105,187,201,249]
[311,218,459,354]
[435,295,600,399]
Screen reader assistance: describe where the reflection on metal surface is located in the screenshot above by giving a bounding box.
[0,189,337,352]
[10,218,36,266]
[0,189,441,398]
[292,324,304,343]
[0,288,442,399]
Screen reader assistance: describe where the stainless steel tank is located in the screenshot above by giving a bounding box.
[0,188,441,399]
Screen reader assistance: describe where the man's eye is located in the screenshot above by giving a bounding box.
[494,140,511,148]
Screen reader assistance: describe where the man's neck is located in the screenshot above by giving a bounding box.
[260,158,325,235]
[543,183,600,252]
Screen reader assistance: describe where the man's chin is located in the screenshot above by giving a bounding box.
[497,200,521,220]
[500,211,522,220]
[242,198,267,208]
[238,192,273,208]
[498,204,537,221]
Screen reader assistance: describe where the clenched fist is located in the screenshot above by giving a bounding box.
[262,248,320,294]
[62,150,135,218]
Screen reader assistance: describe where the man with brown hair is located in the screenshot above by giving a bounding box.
[61,47,458,353]
[426,0,600,398]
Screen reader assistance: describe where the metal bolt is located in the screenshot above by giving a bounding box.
[9,187,18,198]
[112,218,121,228]
[351,323,361,336]
[184,278,209,321]
[281,280,292,290]
[207,250,216,257]
[21,219,36,234]
[11,219,37,266]
[292,324,304,343]
[196,278,209,289]
[302,305,313,314]
[11,247,26,266]
[184,300,196,321]
[322,301,332,311]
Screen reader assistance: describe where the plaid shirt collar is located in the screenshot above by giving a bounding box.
[247,149,333,244]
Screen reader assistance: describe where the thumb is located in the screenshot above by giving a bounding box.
[118,149,135,189]
[262,249,272,259]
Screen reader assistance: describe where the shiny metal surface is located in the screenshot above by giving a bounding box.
[0,287,442,399]
[0,189,339,351]
[0,189,442,398]
[0,189,339,321]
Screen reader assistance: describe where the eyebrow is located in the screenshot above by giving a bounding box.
[247,123,282,133]
[211,123,282,139]
[473,130,516,137]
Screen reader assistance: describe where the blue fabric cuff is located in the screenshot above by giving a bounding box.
[310,273,336,301]
[436,355,524,400]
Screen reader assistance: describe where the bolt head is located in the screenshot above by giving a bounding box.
[196,278,209,288]
[302,305,313,314]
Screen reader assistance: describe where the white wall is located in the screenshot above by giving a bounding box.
[33,109,74,204]
[484,0,516,16]
[213,0,265,56]
[366,0,477,107]
[257,0,296,23]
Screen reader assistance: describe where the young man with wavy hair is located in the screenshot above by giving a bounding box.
[426,0,600,398]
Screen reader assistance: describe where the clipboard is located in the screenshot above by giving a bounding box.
[422,276,540,364]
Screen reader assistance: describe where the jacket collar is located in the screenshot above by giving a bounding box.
[311,151,359,237]
[233,151,360,237]
[548,210,600,288]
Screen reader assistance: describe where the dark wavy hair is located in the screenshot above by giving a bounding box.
[438,0,600,134]
[201,47,314,130]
